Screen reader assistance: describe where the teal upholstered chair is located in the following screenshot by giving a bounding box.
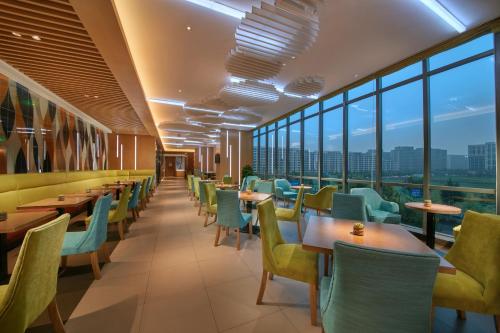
[61,194,113,280]
[0,214,70,333]
[214,190,252,250]
[145,176,152,203]
[274,179,297,206]
[331,193,367,222]
[351,188,401,224]
[241,175,260,191]
[320,241,439,333]
[111,181,141,220]
[255,180,274,194]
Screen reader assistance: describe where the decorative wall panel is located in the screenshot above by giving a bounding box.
[0,74,107,174]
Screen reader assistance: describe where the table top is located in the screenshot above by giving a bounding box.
[65,189,112,198]
[291,185,312,190]
[302,216,455,274]
[216,184,239,189]
[405,202,461,215]
[0,211,58,233]
[17,196,93,210]
[238,191,272,202]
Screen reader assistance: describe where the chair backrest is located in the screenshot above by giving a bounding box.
[255,180,274,194]
[204,182,217,206]
[351,187,383,210]
[78,194,113,251]
[321,241,439,333]
[110,186,131,222]
[289,186,304,220]
[145,176,152,194]
[240,176,247,191]
[223,175,232,184]
[307,185,337,209]
[193,177,201,199]
[331,193,367,222]
[128,182,141,209]
[445,210,500,311]
[216,190,244,228]
[274,178,291,192]
[187,175,193,190]
[199,181,208,204]
[0,214,70,332]
[139,178,147,200]
[257,199,285,273]
[245,176,260,191]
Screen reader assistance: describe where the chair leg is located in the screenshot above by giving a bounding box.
[118,220,125,240]
[226,226,230,236]
[47,297,66,333]
[204,212,209,227]
[456,310,466,320]
[135,207,140,218]
[248,222,252,239]
[198,203,202,216]
[268,273,274,280]
[256,270,268,305]
[214,225,221,247]
[494,315,499,333]
[236,228,241,250]
[297,221,303,242]
[61,256,68,269]
[309,282,318,326]
[89,251,101,280]
[101,243,111,263]
[131,208,137,221]
[214,214,217,223]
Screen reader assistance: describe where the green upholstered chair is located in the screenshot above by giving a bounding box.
[193,177,201,204]
[108,185,131,240]
[304,185,337,215]
[214,190,252,250]
[203,182,218,227]
[256,198,319,325]
[111,181,141,220]
[274,179,297,206]
[241,175,260,191]
[62,194,112,280]
[0,214,70,333]
[275,186,305,241]
[351,187,401,224]
[139,178,148,209]
[320,241,439,333]
[331,193,367,222]
[223,175,233,184]
[255,180,274,194]
[187,175,193,198]
[432,210,500,332]
[198,181,210,216]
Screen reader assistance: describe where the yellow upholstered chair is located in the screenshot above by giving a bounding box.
[275,186,304,241]
[303,185,337,215]
[256,199,319,325]
[432,210,500,332]
[0,214,70,333]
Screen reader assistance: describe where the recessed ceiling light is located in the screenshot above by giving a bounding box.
[186,26,192,31]
[354,74,359,78]
[11,32,21,37]
[94,95,99,98]
[291,56,296,59]
[32,35,41,41]
[178,89,182,93]
[84,94,89,98]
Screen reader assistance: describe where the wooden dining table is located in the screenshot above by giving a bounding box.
[302,216,455,276]
[216,183,239,190]
[0,210,58,282]
[17,196,94,216]
[238,191,272,234]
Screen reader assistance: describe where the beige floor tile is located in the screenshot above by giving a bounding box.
[198,254,253,287]
[281,306,322,333]
[146,262,205,301]
[222,311,299,333]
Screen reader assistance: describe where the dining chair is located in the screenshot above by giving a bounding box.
[304,185,337,215]
[331,193,367,222]
[203,182,217,227]
[145,176,153,203]
[351,188,401,224]
[320,241,439,333]
[139,178,148,210]
[198,181,209,216]
[255,180,274,194]
[256,199,318,325]
[275,186,305,241]
[0,214,70,333]
[432,210,500,332]
[274,179,297,206]
[111,181,141,220]
[62,194,112,280]
[214,190,252,250]
[107,185,131,240]
[193,177,201,205]
[223,175,233,184]
[187,175,193,199]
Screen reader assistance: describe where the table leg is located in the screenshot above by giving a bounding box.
[426,212,436,249]
[87,200,94,216]
[116,188,121,200]
[0,233,9,283]
[246,201,252,214]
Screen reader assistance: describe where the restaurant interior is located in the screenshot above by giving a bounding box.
[0,1,499,332]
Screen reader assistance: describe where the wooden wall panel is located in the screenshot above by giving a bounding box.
[108,133,156,170]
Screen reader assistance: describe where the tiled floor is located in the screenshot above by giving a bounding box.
[23,178,496,333]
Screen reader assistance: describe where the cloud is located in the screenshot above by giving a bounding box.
[351,127,376,136]
[385,118,422,131]
[433,104,494,122]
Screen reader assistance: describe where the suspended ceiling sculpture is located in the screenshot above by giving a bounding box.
[190,109,262,126]
[219,81,280,106]
[184,97,234,117]
[225,49,282,81]
[284,75,324,97]
[157,121,209,134]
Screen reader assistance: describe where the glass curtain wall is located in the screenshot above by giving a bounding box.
[252,32,497,237]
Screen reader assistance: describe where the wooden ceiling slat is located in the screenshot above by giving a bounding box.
[18,0,76,15]
[1,12,87,36]
[0,24,93,46]
[21,73,124,92]
[0,4,85,30]
[0,18,92,42]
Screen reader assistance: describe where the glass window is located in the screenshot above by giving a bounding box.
[320,179,343,193]
[252,136,258,174]
[323,94,343,110]
[267,123,275,131]
[303,115,319,177]
[253,130,258,137]
[259,133,266,176]
[348,96,376,180]
[348,80,375,100]
[289,122,301,176]
[267,130,275,176]
[382,80,423,183]
[429,33,494,71]
[303,178,320,193]
[259,127,265,135]
[277,118,287,128]
[277,126,287,176]
[430,56,495,189]
[381,62,422,88]
[304,103,319,117]
[322,107,343,179]
[289,112,301,123]
[382,185,424,229]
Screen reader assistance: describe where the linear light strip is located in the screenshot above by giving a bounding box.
[120,144,123,170]
[226,130,229,158]
[185,0,245,19]
[116,135,119,158]
[206,146,209,173]
[76,133,80,171]
[134,136,137,170]
[419,0,465,33]
[238,131,241,185]
[229,144,232,177]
